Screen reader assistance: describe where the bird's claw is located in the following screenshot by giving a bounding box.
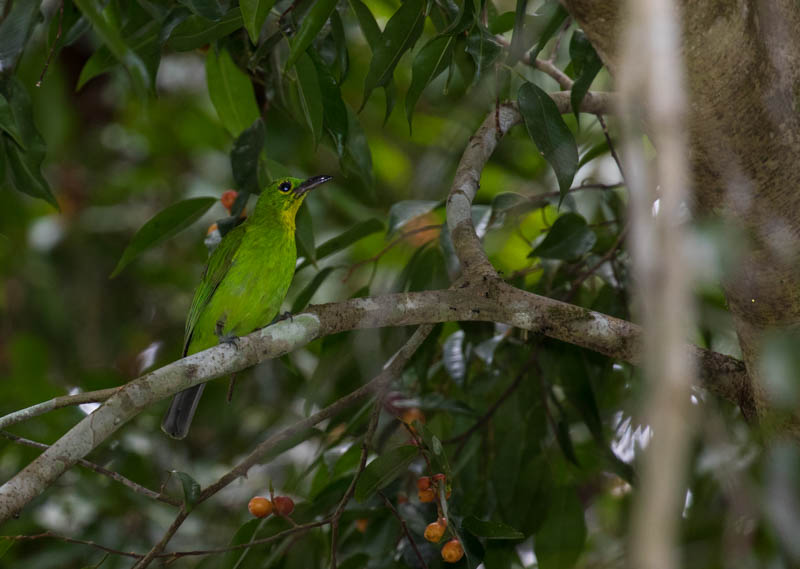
[216,320,240,349]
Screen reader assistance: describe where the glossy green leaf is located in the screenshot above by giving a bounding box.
[73,0,151,96]
[286,0,339,69]
[489,11,515,34]
[405,35,454,132]
[0,93,24,148]
[466,24,503,84]
[348,0,397,122]
[518,81,578,197]
[206,48,260,136]
[175,471,201,512]
[77,19,161,90]
[534,486,587,569]
[295,201,316,266]
[530,213,596,260]
[463,516,525,539]
[340,104,374,193]
[361,0,425,109]
[292,267,334,313]
[315,217,384,260]
[310,51,348,155]
[110,197,217,277]
[168,8,243,51]
[231,118,266,194]
[529,1,568,60]
[387,200,439,234]
[0,78,56,208]
[241,0,275,43]
[569,30,603,122]
[354,445,417,502]
[330,10,349,82]
[222,519,264,568]
[578,140,609,168]
[294,52,324,144]
[178,0,225,20]
[0,0,41,74]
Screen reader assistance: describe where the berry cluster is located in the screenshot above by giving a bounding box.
[247,495,295,519]
[418,474,463,563]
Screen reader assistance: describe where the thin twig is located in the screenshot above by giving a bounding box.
[379,491,429,569]
[37,0,64,87]
[0,387,120,429]
[0,431,180,506]
[565,225,629,301]
[596,114,625,180]
[2,531,141,559]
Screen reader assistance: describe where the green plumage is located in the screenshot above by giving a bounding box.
[162,175,331,439]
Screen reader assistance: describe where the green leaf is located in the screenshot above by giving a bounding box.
[463,516,525,540]
[340,104,374,193]
[506,0,528,65]
[354,445,417,502]
[178,0,225,20]
[295,201,316,266]
[73,0,151,96]
[241,0,275,43]
[569,30,603,123]
[292,267,334,313]
[206,47,260,137]
[361,0,426,109]
[578,140,609,168]
[530,212,596,260]
[319,218,384,258]
[0,78,56,208]
[223,519,264,568]
[174,471,201,512]
[466,24,503,84]
[534,486,587,569]
[294,52,324,144]
[110,197,217,277]
[488,11,515,34]
[286,0,339,69]
[168,8,243,51]
[528,1,568,61]
[231,118,266,194]
[387,200,438,234]
[310,51,348,155]
[405,35,455,132]
[330,10,349,82]
[518,81,578,197]
[0,0,41,74]
[77,20,161,90]
[0,539,13,559]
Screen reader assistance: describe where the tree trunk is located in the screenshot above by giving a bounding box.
[564,0,800,433]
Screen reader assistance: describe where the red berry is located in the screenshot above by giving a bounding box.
[248,497,272,518]
[273,496,295,516]
[442,538,464,563]
[432,473,446,483]
[417,476,431,491]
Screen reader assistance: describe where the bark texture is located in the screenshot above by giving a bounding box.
[565,0,800,427]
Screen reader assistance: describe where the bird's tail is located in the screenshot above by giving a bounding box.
[161,384,205,439]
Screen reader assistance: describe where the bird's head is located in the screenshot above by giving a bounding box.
[254,175,332,227]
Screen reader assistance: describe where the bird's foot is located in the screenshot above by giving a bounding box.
[269,311,294,325]
[216,320,240,349]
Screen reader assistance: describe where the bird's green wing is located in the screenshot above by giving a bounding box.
[183,225,246,355]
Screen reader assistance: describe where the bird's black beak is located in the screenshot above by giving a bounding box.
[293,175,333,197]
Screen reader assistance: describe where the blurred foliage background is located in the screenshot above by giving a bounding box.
[0,0,792,568]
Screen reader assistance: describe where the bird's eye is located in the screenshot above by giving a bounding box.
[278,181,292,193]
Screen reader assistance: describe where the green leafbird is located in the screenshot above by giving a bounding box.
[162,175,332,439]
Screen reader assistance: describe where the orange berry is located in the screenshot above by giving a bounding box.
[248,497,272,518]
[418,488,436,503]
[424,519,447,543]
[417,476,431,491]
[220,190,238,212]
[441,538,464,563]
[206,222,219,235]
[273,496,295,516]
[355,518,369,533]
